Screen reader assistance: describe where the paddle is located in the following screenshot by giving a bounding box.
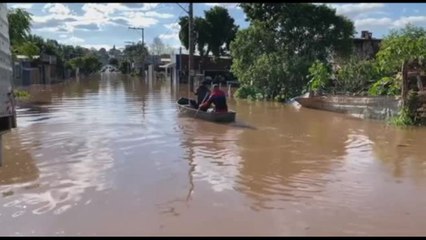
[195,92,210,117]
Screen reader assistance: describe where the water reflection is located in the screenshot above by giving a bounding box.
[233,102,350,210]
[365,125,426,180]
[180,120,244,194]
[0,134,39,187]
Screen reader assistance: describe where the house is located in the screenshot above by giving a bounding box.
[168,53,234,84]
[353,31,382,60]
[0,3,16,163]
[13,53,57,86]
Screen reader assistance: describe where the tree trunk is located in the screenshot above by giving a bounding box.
[401,61,408,107]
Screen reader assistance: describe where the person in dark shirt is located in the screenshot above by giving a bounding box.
[199,84,228,112]
[194,80,211,108]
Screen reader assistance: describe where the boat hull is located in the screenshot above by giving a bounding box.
[177,98,236,123]
[294,95,401,120]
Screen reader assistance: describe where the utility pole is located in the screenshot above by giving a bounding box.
[129,27,144,46]
[188,2,194,92]
[129,27,145,76]
[179,47,182,83]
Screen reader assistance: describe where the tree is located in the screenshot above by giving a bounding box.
[109,57,119,66]
[150,36,165,56]
[178,17,190,51]
[376,24,426,74]
[97,47,109,65]
[240,3,354,61]
[123,43,148,75]
[231,3,355,100]
[82,55,102,74]
[68,55,101,75]
[27,34,45,51]
[7,8,32,46]
[178,6,238,57]
[204,6,238,57]
[15,42,39,60]
[193,17,210,56]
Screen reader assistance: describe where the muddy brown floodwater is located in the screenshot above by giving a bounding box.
[1,73,426,236]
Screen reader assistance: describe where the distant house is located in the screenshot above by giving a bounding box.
[330,30,382,73]
[168,54,234,83]
[13,53,57,86]
[353,30,382,60]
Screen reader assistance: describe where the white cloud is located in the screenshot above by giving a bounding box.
[393,16,426,28]
[352,15,426,37]
[123,12,159,28]
[43,3,71,15]
[160,23,180,41]
[327,3,385,18]
[32,3,171,34]
[33,27,60,33]
[164,23,180,31]
[205,3,240,9]
[141,3,159,11]
[355,17,393,29]
[58,36,85,46]
[144,12,174,19]
[59,34,68,38]
[8,3,33,9]
[159,33,178,40]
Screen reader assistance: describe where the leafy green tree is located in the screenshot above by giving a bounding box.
[240,3,354,61]
[307,60,331,92]
[7,8,32,46]
[179,6,238,57]
[376,24,426,74]
[204,6,238,57]
[334,57,379,94]
[123,43,148,74]
[15,42,39,60]
[109,57,119,66]
[82,55,102,74]
[231,3,355,101]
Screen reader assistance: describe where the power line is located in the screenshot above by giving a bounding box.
[176,3,189,14]
[161,9,186,39]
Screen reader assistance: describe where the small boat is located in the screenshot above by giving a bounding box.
[294,95,400,120]
[176,97,236,123]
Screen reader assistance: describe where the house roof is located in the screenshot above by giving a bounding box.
[16,55,40,59]
[353,38,382,42]
[159,62,175,68]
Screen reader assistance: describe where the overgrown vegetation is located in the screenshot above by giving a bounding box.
[307,60,331,93]
[231,3,355,101]
[368,76,401,96]
[389,91,421,126]
[14,89,30,100]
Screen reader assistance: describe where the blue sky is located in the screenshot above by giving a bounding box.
[7,3,426,52]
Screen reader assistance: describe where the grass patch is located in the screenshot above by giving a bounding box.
[14,89,30,100]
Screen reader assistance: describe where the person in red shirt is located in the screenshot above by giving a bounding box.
[199,84,228,112]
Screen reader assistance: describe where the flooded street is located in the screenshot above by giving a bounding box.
[2,73,426,236]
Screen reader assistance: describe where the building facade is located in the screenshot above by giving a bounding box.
[0,3,16,134]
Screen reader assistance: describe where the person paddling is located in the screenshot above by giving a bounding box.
[199,84,228,112]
